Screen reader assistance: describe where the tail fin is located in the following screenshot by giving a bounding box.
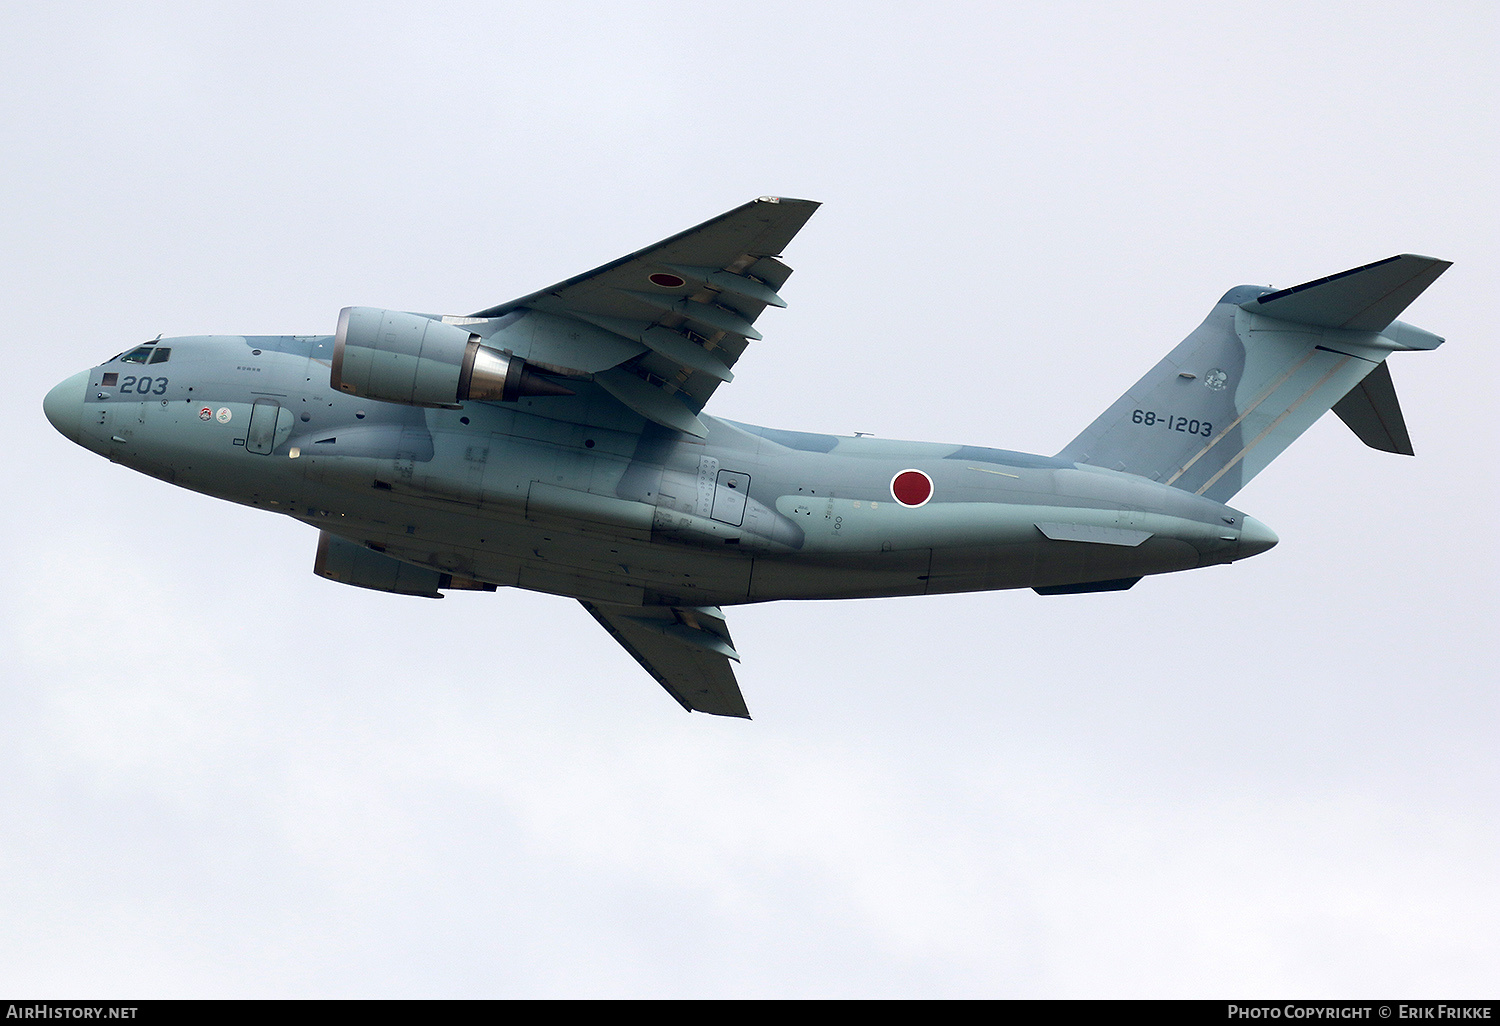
[1056,255,1450,502]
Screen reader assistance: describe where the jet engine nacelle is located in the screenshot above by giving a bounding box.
[331,307,573,408]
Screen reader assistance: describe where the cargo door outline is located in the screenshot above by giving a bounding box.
[710,470,750,526]
[246,398,292,455]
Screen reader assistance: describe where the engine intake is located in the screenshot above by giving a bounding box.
[331,307,574,408]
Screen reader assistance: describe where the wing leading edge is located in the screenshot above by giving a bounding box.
[582,602,750,718]
[468,197,820,435]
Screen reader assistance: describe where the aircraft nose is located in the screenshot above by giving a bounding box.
[1237,516,1280,559]
[43,369,89,445]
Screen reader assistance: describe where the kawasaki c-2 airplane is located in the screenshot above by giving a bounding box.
[43,198,1451,717]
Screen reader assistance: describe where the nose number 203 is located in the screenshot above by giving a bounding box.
[118,375,169,396]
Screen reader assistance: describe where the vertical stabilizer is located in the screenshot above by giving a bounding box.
[1057,256,1448,502]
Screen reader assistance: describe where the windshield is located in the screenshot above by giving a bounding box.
[117,345,170,365]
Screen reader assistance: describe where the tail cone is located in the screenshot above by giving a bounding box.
[1237,517,1279,559]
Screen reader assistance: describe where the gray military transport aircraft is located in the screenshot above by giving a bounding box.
[43,198,1450,718]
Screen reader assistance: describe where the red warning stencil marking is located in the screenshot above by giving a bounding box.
[891,469,933,507]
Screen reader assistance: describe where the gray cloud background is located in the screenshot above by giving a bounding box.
[2,0,1494,997]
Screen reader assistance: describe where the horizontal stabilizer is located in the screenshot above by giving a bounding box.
[1332,360,1414,455]
[1243,254,1451,332]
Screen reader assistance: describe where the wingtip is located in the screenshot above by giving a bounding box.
[1400,254,1454,276]
[756,195,821,208]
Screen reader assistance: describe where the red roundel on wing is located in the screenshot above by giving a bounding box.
[891,469,933,507]
[648,272,686,288]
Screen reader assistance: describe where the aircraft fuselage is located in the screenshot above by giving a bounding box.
[45,333,1275,608]
[38,196,1448,716]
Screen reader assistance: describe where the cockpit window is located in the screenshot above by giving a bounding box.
[147,347,171,364]
[119,346,154,364]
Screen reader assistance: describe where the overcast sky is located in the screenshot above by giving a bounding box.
[3,1,1495,998]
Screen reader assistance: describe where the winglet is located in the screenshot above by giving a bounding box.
[1242,254,1451,332]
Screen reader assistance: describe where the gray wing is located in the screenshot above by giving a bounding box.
[581,602,750,718]
[469,197,820,436]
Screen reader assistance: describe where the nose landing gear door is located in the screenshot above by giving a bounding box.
[246,399,294,455]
